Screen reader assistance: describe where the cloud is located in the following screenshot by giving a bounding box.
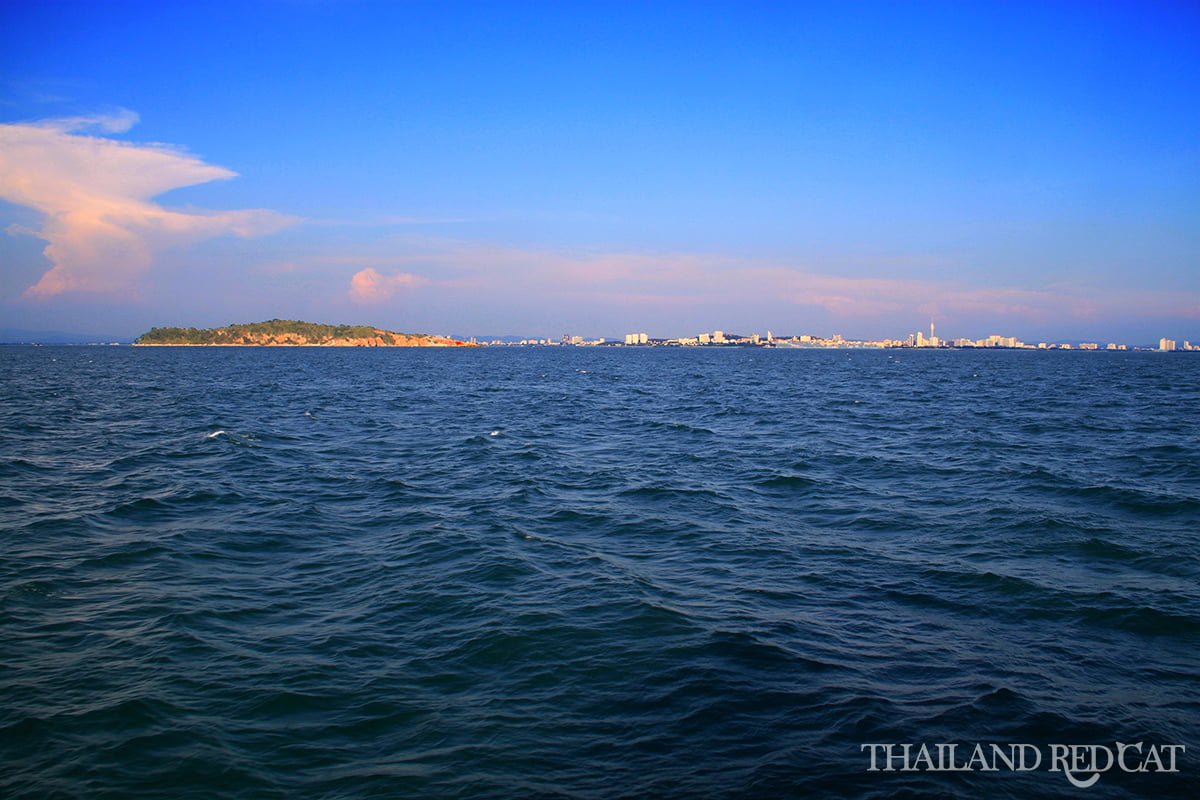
[44,108,141,134]
[318,236,1200,332]
[348,268,427,304]
[0,110,296,297]
[310,214,469,227]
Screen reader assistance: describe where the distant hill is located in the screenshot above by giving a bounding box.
[133,319,474,347]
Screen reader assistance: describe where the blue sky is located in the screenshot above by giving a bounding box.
[1,0,1197,342]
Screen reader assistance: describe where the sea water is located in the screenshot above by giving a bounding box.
[2,346,1197,798]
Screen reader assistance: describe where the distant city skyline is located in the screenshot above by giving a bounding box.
[489,322,1194,351]
[1,1,1197,342]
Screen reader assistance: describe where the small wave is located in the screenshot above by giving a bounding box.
[1078,603,1200,636]
[80,543,170,568]
[462,434,494,445]
[6,579,57,600]
[755,474,819,490]
[202,429,258,448]
[1077,483,1200,514]
[618,485,725,500]
[1074,536,1144,561]
[509,526,543,542]
[643,419,715,435]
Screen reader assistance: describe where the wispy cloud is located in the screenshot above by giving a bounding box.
[312,236,1200,330]
[42,108,140,134]
[0,110,296,297]
[311,214,469,228]
[348,267,427,304]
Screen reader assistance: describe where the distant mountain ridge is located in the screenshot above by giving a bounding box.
[134,319,474,347]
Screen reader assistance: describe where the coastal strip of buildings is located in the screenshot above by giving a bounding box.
[475,322,1197,352]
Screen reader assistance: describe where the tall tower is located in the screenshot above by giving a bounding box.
[930,318,935,341]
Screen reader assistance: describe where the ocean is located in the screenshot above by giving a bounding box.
[2,345,1197,798]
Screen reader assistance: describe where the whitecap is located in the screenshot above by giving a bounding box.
[206,430,227,439]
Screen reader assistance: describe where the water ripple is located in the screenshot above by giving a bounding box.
[1,346,1197,798]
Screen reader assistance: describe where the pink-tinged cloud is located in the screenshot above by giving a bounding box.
[268,236,1200,332]
[341,239,1067,319]
[0,111,296,297]
[348,268,427,304]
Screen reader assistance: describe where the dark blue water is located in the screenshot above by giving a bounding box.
[2,346,1197,798]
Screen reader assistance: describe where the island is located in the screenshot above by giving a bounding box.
[133,319,475,347]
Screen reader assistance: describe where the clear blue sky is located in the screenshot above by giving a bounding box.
[1,0,1197,342]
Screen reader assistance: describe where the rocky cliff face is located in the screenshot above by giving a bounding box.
[133,320,477,347]
[222,331,470,347]
[136,330,474,346]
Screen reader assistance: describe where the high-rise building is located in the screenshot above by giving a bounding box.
[1160,338,1177,351]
